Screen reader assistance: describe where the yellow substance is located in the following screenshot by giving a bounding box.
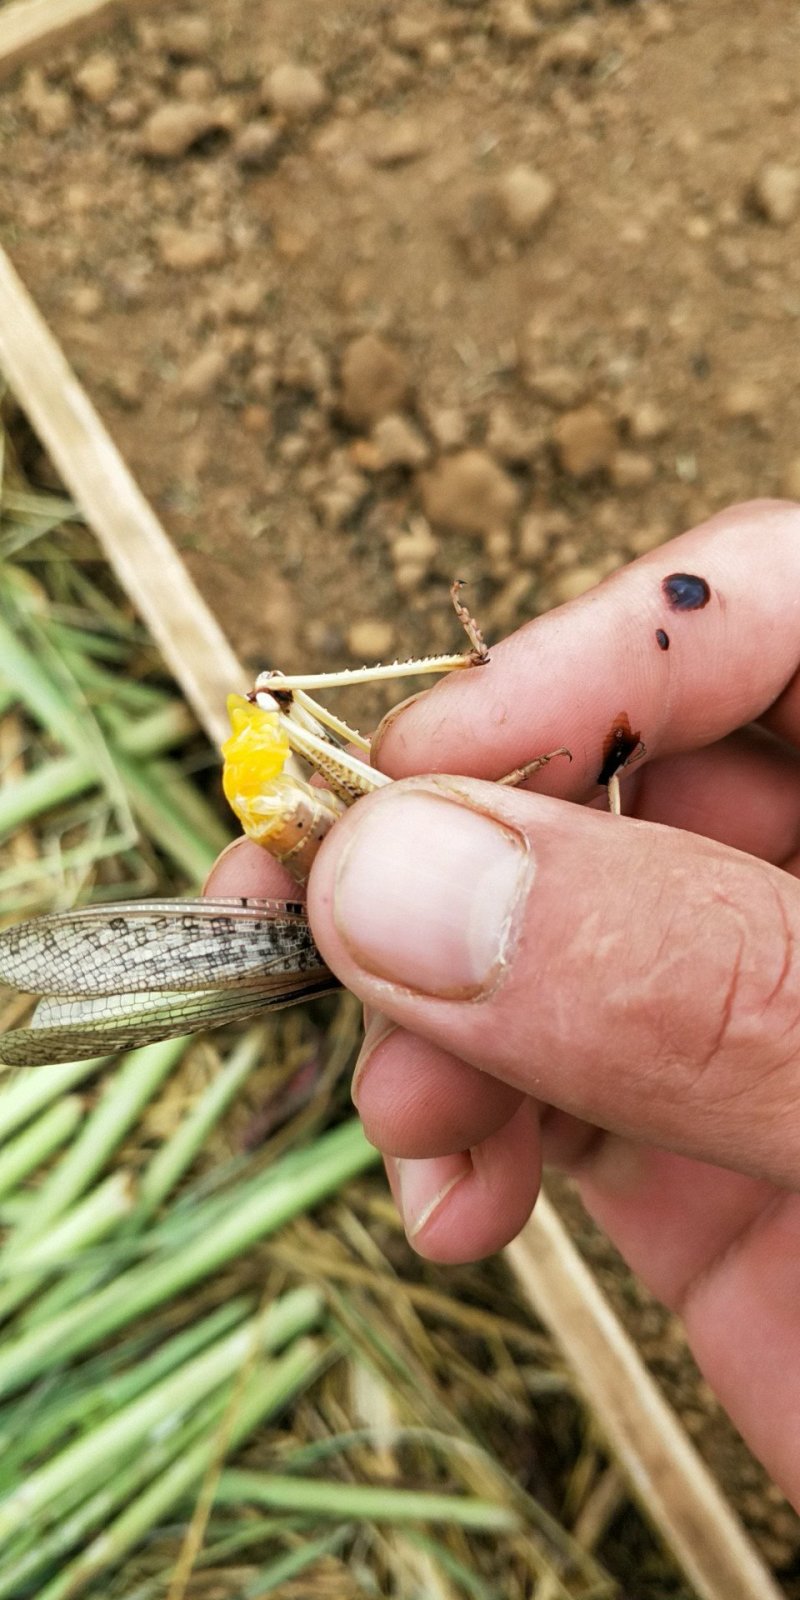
[221,695,292,842]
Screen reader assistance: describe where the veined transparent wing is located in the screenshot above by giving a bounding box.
[0,897,338,1066]
[0,899,322,995]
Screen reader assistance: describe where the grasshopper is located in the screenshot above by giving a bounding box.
[0,586,577,1067]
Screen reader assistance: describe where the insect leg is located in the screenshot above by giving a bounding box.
[497,748,572,786]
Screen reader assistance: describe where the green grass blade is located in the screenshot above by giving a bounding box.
[0,1122,375,1399]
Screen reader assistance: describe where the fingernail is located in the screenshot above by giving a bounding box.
[351,1013,396,1109]
[371,691,426,765]
[202,836,249,893]
[334,786,532,997]
[395,1155,469,1237]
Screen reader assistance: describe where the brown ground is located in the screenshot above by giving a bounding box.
[2,0,800,1587]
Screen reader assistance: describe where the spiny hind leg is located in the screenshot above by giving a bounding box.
[497,748,572,787]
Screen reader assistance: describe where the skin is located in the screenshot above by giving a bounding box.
[207,499,800,1507]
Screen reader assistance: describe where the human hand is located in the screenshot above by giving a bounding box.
[207,499,800,1503]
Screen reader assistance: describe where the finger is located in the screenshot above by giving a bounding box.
[385,1098,541,1263]
[564,1137,775,1308]
[373,500,800,797]
[307,774,800,1189]
[203,837,304,902]
[561,1135,800,1507]
[628,726,800,863]
[353,1017,524,1156]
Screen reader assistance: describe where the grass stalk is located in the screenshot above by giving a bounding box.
[0,701,205,840]
[0,1120,375,1399]
[0,605,132,832]
[0,1298,252,1482]
[0,1096,82,1201]
[0,1056,108,1144]
[0,1169,133,1277]
[0,1392,226,1599]
[8,1036,188,1248]
[0,607,107,770]
[0,1169,135,1323]
[103,700,196,756]
[136,1026,268,1220]
[0,1288,321,1547]
[111,746,223,883]
[24,1030,267,1328]
[35,1337,325,1600]
[241,1526,353,1596]
[0,753,89,839]
[215,1470,520,1532]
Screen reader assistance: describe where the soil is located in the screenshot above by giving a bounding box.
[2,0,800,1587]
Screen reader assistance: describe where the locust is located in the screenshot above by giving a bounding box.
[0,586,582,1069]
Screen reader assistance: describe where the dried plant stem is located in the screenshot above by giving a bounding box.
[0,246,246,743]
[507,1198,784,1600]
[0,0,151,79]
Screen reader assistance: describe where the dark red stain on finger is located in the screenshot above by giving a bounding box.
[655,628,670,650]
[597,713,642,785]
[662,573,711,610]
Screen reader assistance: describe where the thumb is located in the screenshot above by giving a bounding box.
[307,775,800,1187]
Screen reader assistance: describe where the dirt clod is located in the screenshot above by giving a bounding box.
[73,52,119,104]
[751,162,800,226]
[538,17,601,69]
[781,458,800,501]
[525,364,587,409]
[627,399,670,443]
[176,346,229,399]
[390,518,438,595]
[610,450,655,491]
[159,13,213,59]
[262,62,328,119]
[496,164,557,240]
[553,405,617,479]
[346,619,395,659]
[492,1,542,43]
[371,413,430,469]
[368,118,431,167]
[156,225,227,271]
[234,119,283,168]
[175,66,216,101]
[718,382,769,423]
[21,70,73,135]
[141,101,230,158]
[339,334,410,428]
[486,402,541,465]
[419,449,520,534]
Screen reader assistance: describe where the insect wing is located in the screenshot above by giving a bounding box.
[0,897,338,1066]
[0,971,337,1066]
[0,898,322,996]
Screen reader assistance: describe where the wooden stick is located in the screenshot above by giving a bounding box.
[508,1199,784,1600]
[0,239,783,1598]
[0,0,149,78]
[0,246,244,746]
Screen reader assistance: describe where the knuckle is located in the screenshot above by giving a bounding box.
[677,871,800,1102]
[619,864,800,1088]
